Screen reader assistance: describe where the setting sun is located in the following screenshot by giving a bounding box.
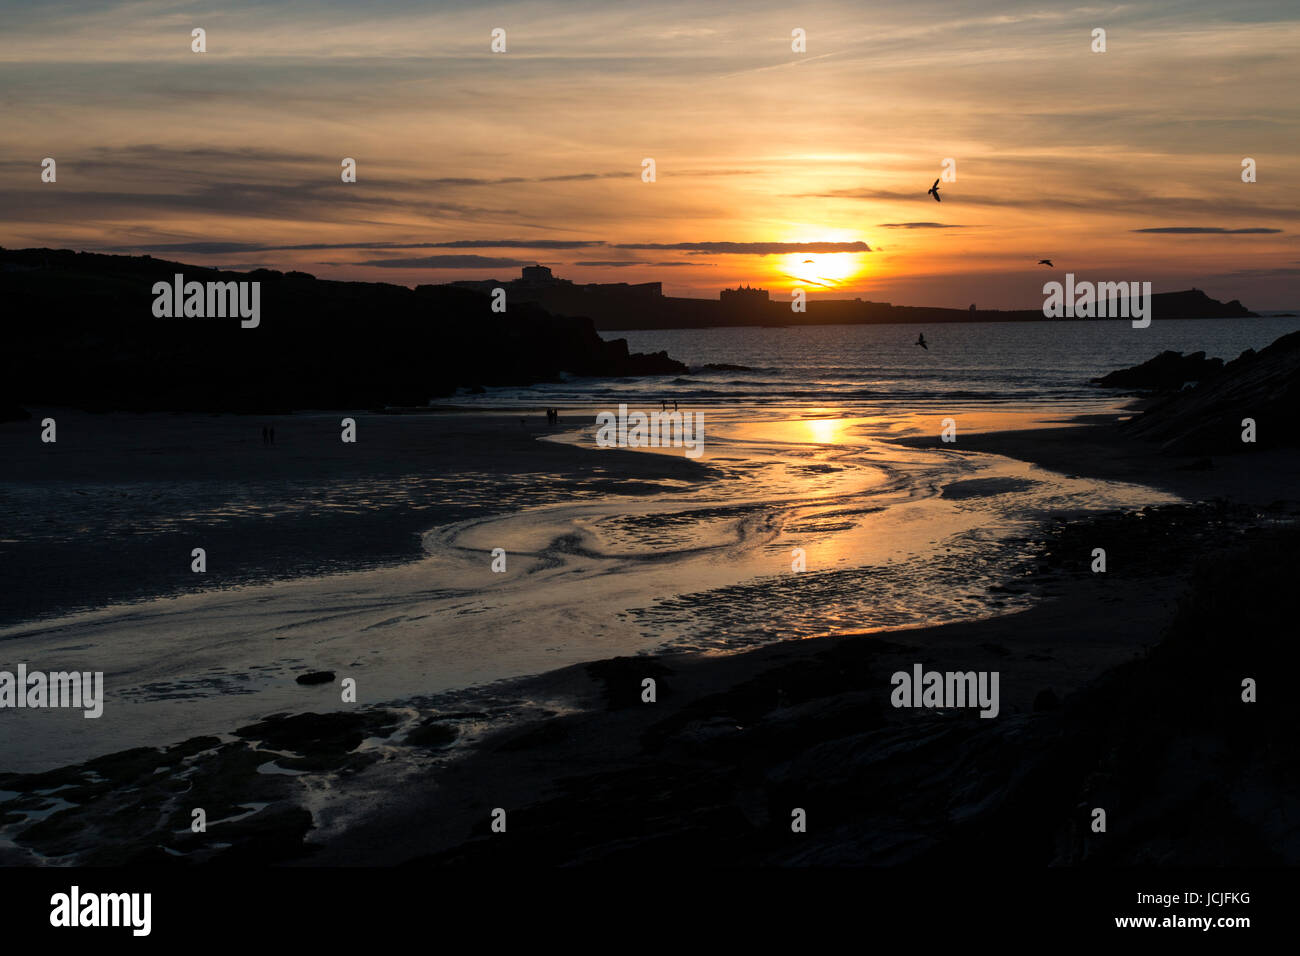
[779,252,866,289]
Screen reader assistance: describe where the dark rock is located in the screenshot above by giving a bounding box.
[234,711,399,756]
[494,720,570,751]
[586,656,675,710]
[1094,350,1223,390]
[1033,688,1061,711]
[204,805,317,865]
[406,719,459,748]
[1121,330,1300,454]
[295,670,335,686]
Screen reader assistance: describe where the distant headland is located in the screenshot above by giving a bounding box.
[452,265,1258,330]
[0,248,684,415]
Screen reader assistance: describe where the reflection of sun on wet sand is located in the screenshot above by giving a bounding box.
[2,404,1175,775]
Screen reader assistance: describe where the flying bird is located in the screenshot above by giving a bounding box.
[1038,259,1054,267]
[927,179,941,202]
[916,332,928,350]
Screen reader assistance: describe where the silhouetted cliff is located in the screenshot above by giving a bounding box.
[0,248,685,413]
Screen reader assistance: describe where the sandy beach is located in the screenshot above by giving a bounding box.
[3,398,1294,865]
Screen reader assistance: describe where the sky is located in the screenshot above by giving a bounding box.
[2,0,1297,308]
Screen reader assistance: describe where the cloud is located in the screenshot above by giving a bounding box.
[0,184,497,225]
[417,172,625,187]
[811,188,1298,220]
[101,239,607,254]
[1132,227,1284,234]
[104,241,262,254]
[1210,267,1300,277]
[573,259,708,267]
[415,239,605,249]
[878,222,968,229]
[356,255,531,268]
[613,241,871,255]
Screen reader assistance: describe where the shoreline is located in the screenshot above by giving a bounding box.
[3,411,1295,864]
[895,416,1300,504]
[0,409,708,630]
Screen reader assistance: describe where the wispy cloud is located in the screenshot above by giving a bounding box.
[614,242,871,254]
[878,222,969,229]
[1133,227,1284,234]
[356,255,532,269]
[101,239,607,254]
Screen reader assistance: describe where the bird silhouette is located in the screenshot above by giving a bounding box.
[927,179,941,202]
[916,332,928,350]
[1038,259,1053,267]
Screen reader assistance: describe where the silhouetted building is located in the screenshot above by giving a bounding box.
[449,267,662,321]
[720,284,770,305]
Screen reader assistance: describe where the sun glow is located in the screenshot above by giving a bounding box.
[804,418,847,444]
[778,252,864,289]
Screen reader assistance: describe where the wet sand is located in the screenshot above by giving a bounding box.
[0,404,1181,773]
[897,415,1300,504]
[0,408,706,627]
[4,403,1294,864]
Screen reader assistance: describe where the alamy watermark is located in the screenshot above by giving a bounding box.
[890,664,999,718]
[1043,273,1151,328]
[0,665,103,718]
[152,273,260,328]
[50,886,150,936]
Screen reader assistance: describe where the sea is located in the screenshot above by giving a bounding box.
[449,316,1300,409]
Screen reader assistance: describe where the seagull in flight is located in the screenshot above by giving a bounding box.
[927,179,941,202]
[1038,259,1054,267]
[916,332,928,350]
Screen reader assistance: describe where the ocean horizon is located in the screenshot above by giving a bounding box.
[445,316,1300,408]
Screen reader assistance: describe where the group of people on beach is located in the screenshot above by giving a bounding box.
[545,408,560,425]
[261,425,275,445]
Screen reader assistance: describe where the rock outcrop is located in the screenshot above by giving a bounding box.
[1119,331,1300,454]
[0,248,687,413]
[1093,350,1224,390]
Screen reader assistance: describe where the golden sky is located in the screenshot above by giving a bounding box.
[2,0,1297,307]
